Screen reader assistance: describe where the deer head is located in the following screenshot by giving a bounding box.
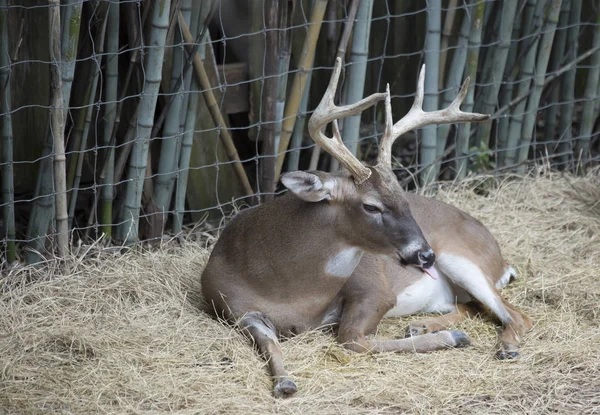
[281,58,489,270]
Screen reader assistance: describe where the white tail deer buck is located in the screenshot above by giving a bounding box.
[202,58,492,398]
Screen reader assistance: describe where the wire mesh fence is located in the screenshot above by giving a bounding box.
[1,0,599,266]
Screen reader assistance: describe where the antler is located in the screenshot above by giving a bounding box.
[377,65,490,167]
[308,57,387,184]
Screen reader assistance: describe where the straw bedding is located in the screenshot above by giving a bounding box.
[1,170,599,414]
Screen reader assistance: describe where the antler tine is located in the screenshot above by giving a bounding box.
[308,57,387,184]
[376,64,490,167]
[377,84,395,167]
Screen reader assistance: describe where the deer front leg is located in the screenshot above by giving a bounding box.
[406,302,480,337]
[436,254,533,359]
[337,300,471,353]
[239,312,297,398]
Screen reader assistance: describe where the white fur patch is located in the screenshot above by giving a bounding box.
[385,266,460,318]
[325,247,364,278]
[496,265,517,289]
[437,254,512,324]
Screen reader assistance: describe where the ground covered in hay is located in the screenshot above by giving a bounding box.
[1,172,599,414]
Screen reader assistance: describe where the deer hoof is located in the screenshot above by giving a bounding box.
[273,377,298,398]
[496,349,520,360]
[447,330,471,348]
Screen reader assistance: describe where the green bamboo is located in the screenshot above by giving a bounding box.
[49,0,69,258]
[543,1,569,146]
[286,69,314,172]
[419,0,441,186]
[153,0,192,220]
[340,0,374,159]
[495,8,523,167]
[435,8,471,169]
[503,0,547,168]
[99,0,120,239]
[119,0,172,245]
[438,0,459,84]
[26,0,82,264]
[60,0,82,115]
[455,0,484,179]
[177,0,195,139]
[260,0,282,199]
[516,0,563,173]
[0,0,15,264]
[574,9,600,161]
[68,9,108,230]
[248,0,266,142]
[596,71,600,115]
[556,0,582,166]
[474,0,518,149]
[273,1,294,170]
[173,1,205,234]
[273,0,329,180]
[477,1,502,100]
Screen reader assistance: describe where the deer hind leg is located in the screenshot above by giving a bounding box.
[337,299,471,354]
[406,302,481,337]
[239,312,297,398]
[436,254,533,359]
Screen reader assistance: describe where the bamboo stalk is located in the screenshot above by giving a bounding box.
[153,0,192,219]
[59,0,83,116]
[84,2,154,242]
[0,0,15,264]
[273,0,329,180]
[502,0,547,168]
[173,65,201,233]
[271,0,294,177]
[340,0,374,160]
[574,9,600,161]
[68,7,109,230]
[99,0,120,239]
[473,0,518,149]
[556,0,581,166]
[419,0,442,186]
[119,0,172,245]
[259,0,281,200]
[48,0,68,257]
[477,1,501,101]
[543,1,570,145]
[178,11,254,198]
[515,0,562,173]
[438,0,459,84]
[434,7,470,173]
[492,45,600,120]
[455,0,484,179]
[248,0,265,142]
[286,68,314,173]
[496,8,524,166]
[172,1,207,234]
[26,0,82,264]
[177,0,195,141]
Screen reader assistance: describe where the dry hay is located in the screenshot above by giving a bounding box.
[1,171,599,414]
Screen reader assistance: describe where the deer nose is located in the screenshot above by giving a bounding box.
[418,249,436,268]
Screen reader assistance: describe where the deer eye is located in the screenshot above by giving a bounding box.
[363,203,380,213]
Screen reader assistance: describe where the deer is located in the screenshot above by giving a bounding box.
[202,57,492,398]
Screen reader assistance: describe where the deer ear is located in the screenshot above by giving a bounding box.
[281,171,336,202]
